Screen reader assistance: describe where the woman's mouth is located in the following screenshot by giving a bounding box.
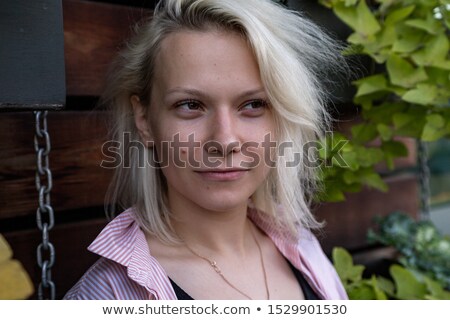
[194,169,249,181]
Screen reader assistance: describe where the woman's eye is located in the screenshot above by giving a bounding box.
[175,100,202,111]
[240,99,269,114]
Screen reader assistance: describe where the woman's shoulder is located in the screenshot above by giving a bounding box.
[64,257,148,300]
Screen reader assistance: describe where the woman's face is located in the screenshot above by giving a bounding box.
[135,30,275,214]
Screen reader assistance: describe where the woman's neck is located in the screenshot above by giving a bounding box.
[168,196,253,258]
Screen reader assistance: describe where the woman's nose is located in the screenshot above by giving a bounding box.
[204,109,241,156]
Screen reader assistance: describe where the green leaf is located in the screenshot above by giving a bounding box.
[424,277,450,300]
[347,32,373,46]
[385,5,415,25]
[426,114,445,128]
[381,140,409,157]
[433,60,450,71]
[377,0,397,12]
[412,34,450,67]
[354,74,388,97]
[422,114,446,141]
[355,91,390,109]
[384,155,395,170]
[390,265,428,299]
[377,123,393,141]
[345,183,363,193]
[351,123,378,143]
[341,151,360,171]
[387,54,428,88]
[370,275,388,300]
[348,283,378,299]
[322,183,346,202]
[344,167,388,191]
[361,171,388,191]
[377,276,395,297]
[376,25,396,48]
[318,0,333,8]
[381,140,408,170]
[345,0,358,5]
[402,84,438,106]
[321,132,350,163]
[332,247,365,283]
[355,147,384,167]
[341,43,365,56]
[362,103,407,124]
[386,85,408,97]
[333,0,381,37]
[342,170,358,184]
[426,67,450,88]
[392,110,427,138]
[405,18,441,35]
[392,113,413,128]
[391,24,425,53]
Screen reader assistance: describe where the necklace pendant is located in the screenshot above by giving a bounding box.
[210,261,221,274]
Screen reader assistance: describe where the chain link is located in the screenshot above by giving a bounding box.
[34,111,56,300]
[418,140,431,221]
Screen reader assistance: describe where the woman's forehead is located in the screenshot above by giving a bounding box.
[153,30,263,97]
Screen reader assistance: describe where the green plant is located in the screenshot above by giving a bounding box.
[368,212,450,289]
[318,0,450,201]
[333,247,450,299]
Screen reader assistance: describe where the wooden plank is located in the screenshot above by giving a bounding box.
[63,0,151,96]
[3,217,107,299]
[0,0,65,110]
[0,111,111,219]
[315,174,419,254]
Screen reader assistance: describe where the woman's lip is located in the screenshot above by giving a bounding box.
[194,170,249,181]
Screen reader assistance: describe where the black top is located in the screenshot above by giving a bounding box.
[169,259,322,300]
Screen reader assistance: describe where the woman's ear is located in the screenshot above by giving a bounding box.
[131,95,154,148]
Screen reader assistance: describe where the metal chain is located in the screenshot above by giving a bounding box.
[417,140,431,221]
[34,111,56,300]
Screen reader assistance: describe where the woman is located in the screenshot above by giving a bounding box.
[65,0,347,300]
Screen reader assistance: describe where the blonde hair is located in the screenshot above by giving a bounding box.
[103,0,346,243]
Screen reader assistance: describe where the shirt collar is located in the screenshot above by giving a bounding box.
[88,207,335,299]
[88,208,176,299]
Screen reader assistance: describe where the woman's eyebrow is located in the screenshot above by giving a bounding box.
[165,87,266,99]
[237,88,266,100]
[165,87,205,97]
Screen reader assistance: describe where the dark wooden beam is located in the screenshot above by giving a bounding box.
[0,0,65,110]
[63,0,151,96]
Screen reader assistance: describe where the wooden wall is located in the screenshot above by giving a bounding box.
[0,0,418,299]
[1,0,149,299]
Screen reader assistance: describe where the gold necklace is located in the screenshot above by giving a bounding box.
[183,224,270,300]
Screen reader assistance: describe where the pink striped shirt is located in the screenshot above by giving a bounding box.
[64,208,347,300]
